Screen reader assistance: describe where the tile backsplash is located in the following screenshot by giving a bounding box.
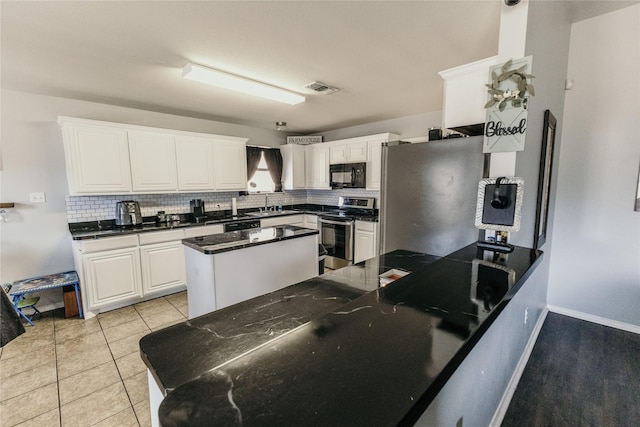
[65,189,380,223]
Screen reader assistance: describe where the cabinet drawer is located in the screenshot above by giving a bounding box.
[139,229,185,245]
[355,221,376,232]
[184,224,224,238]
[79,235,139,253]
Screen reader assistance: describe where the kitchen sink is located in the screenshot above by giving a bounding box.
[246,210,299,217]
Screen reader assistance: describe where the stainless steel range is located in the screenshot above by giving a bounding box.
[318,196,376,270]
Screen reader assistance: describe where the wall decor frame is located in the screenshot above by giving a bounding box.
[475,177,524,232]
[533,109,557,249]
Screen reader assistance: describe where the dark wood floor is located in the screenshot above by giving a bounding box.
[501,312,640,426]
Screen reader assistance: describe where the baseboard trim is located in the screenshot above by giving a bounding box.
[490,307,549,427]
[547,305,640,335]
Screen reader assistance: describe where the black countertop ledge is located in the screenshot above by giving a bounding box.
[69,203,377,240]
[140,244,542,427]
[182,225,318,255]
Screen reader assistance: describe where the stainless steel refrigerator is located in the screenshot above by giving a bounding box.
[379,136,487,257]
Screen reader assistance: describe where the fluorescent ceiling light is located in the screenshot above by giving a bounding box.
[182,63,305,105]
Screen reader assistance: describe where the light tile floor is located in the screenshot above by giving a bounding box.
[0,291,188,427]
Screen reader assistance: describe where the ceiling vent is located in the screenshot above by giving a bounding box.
[305,81,340,94]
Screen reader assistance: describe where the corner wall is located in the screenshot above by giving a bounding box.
[547,5,640,326]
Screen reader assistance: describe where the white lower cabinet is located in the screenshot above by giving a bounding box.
[354,221,379,264]
[83,246,143,310]
[303,214,318,230]
[140,241,186,296]
[75,226,229,317]
[261,214,304,228]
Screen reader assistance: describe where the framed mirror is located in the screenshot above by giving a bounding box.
[533,110,557,249]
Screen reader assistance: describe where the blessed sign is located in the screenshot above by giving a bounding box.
[483,56,533,153]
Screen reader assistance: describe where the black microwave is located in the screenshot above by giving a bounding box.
[330,163,366,189]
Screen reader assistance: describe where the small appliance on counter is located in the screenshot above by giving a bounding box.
[190,199,206,223]
[115,201,142,227]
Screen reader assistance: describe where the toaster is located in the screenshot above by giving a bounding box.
[115,201,142,226]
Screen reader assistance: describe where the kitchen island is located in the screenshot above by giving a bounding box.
[182,225,319,318]
[140,244,541,426]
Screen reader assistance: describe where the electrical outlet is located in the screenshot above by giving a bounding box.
[524,308,529,325]
[29,192,46,203]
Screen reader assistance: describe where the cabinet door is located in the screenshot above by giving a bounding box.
[303,214,317,230]
[129,131,178,192]
[62,123,132,194]
[261,215,304,228]
[347,141,368,162]
[83,247,142,310]
[354,231,376,264]
[367,141,383,190]
[140,241,186,296]
[214,141,248,190]
[329,144,347,164]
[354,221,378,264]
[280,145,306,190]
[308,146,330,189]
[175,135,216,191]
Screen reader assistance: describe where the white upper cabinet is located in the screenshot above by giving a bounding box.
[175,135,216,191]
[305,144,330,189]
[58,116,248,195]
[364,133,399,190]
[280,144,306,190]
[59,118,132,195]
[367,140,384,190]
[128,130,178,193]
[328,141,367,164]
[213,139,248,190]
[439,56,499,130]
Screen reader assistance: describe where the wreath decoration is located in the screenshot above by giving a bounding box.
[484,59,535,111]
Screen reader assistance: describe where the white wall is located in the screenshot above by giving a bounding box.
[548,5,640,326]
[0,89,286,306]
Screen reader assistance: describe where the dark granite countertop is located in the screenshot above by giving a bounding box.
[181,225,319,255]
[140,244,541,426]
[140,250,439,393]
[68,204,377,240]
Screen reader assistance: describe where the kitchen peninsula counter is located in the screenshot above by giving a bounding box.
[141,244,542,426]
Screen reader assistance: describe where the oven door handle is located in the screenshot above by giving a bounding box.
[318,218,353,226]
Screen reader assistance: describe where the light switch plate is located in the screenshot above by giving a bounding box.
[29,192,46,203]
